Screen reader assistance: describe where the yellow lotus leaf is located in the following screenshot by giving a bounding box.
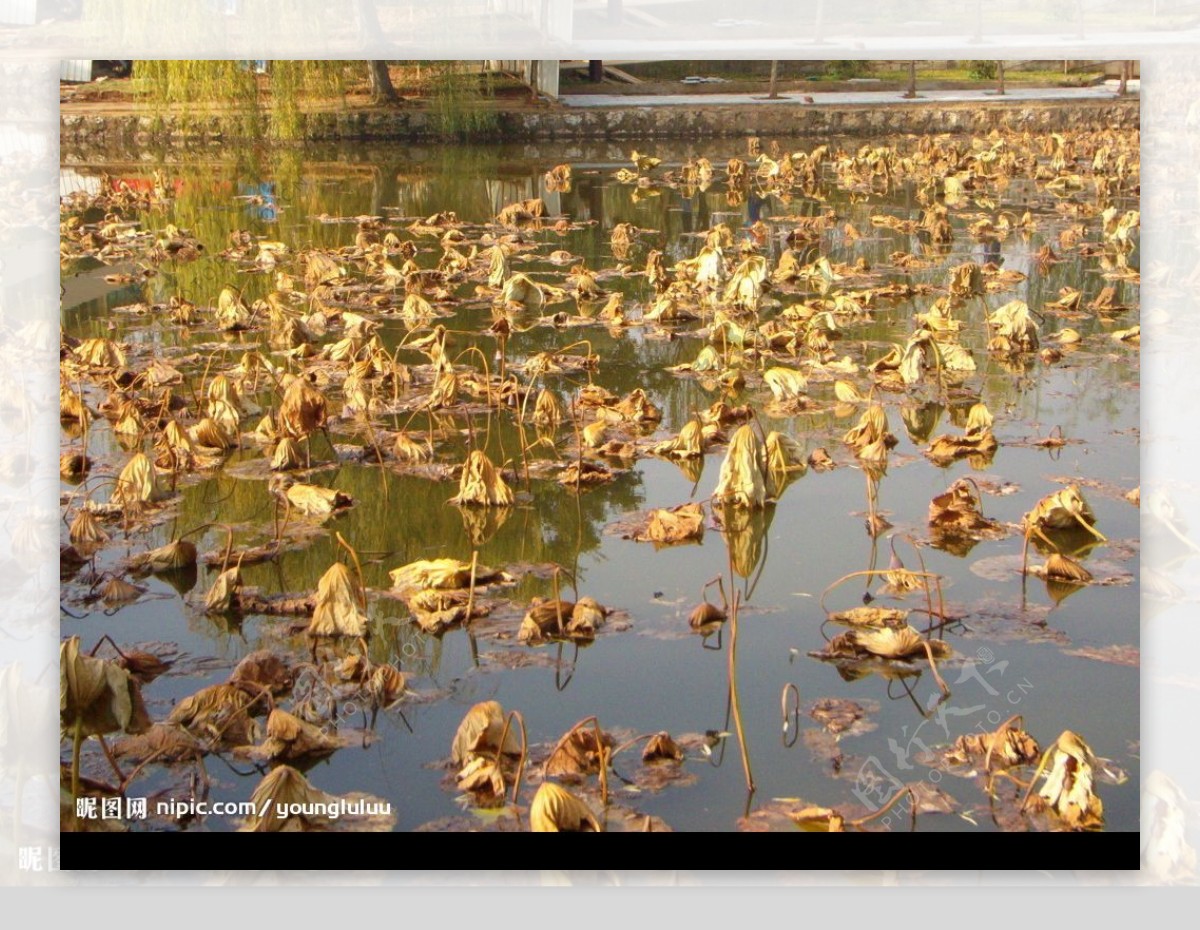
[256,709,341,761]
[254,413,276,443]
[694,244,725,289]
[167,682,258,745]
[636,502,705,544]
[189,417,232,451]
[428,368,458,408]
[765,431,807,483]
[216,286,252,331]
[401,292,434,329]
[948,260,983,297]
[451,450,514,507]
[487,245,509,288]
[764,367,807,403]
[825,626,953,661]
[651,418,705,459]
[1036,730,1105,830]
[612,388,662,423]
[204,567,242,614]
[988,300,1039,352]
[155,420,195,470]
[947,722,1040,768]
[937,340,976,372]
[368,664,407,705]
[834,380,866,403]
[456,755,507,800]
[308,562,368,638]
[60,636,152,738]
[239,766,395,832]
[714,424,767,509]
[207,398,241,443]
[60,384,89,423]
[278,376,327,440]
[500,273,544,311]
[843,405,890,452]
[73,337,125,369]
[546,724,614,779]
[270,437,303,471]
[112,402,143,437]
[925,428,998,465]
[928,478,1002,536]
[1039,553,1093,583]
[283,482,352,517]
[389,558,507,591]
[132,539,197,572]
[532,388,563,428]
[450,700,521,766]
[69,508,108,547]
[100,576,143,606]
[229,650,295,696]
[530,782,601,832]
[723,254,767,310]
[1022,484,1099,535]
[111,453,163,507]
[304,251,344,288]
[60,452,90,479]
[393,431,433,463]
[828,607,909,627]
[518,598,576,642]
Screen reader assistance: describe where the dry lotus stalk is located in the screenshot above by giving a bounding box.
[636,503,705,544]
[278,376,327,440]
[389,557,506,591]
[530,782,601,832]
[1032,730,1105,830]
[60,636,152,738]
[112,453,163,507]
[256,709,341,761]
[450,700,522,766]
[451,450,514,507]
[308,562,369,638]
[714,424,768,509]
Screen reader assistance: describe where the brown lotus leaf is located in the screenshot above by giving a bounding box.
[530,781,602,832]
[60,636,152,738]
[270,437,303,471]
[518,598,575,642]
[765,431,806,494]
[450,700,521,766]
[987,299,1039,352]
[132,539,197,572]
[283,482,352,517]
[1037,553,1093,583]
[843,405,893,454]
[101,576,144,606]
[827,607,909,627]
[456,755,507,801]
[389,558,508,591]
[167,682,258,745]
[112,723,204,763]
[73,337,126,368]
[60,385,89,422]
[394,431,433,463]
[112,452,163,507]
[188,417,232,451]
[256,709,341,761]
[451,450,514,507]
[651,418,704,459]
[834,380,866,403]
[947,723,1040,769]
[69,508,109,547]
[642,732,683,763]
[808,447,834,471]
[532,388,563,428]
[714,424,768,509]
[635,502,705,544]
[500,273,544,311]
[239,766,396,833]
[368,664,407,705]
[112,402,144,437]
[928,478,1003,537]
[112,648,173,684]
[1034,730,1105,830]
[808,697,872,736]
[925,428,998,465]
[689,601,727,628]
[154,420,195,470]
[254,414,276,443]
[546,725,614,779]
[61,452,91,479]
[487,245,509,288]
[278,376,327,440]
[817,626,953,662]
[204,566,243,613]
[1023,484,1099,535]
[611,388,662,423]
[337,654,368,683]
[557,460,612,489]
[219,655,290,702]
[789,805,847,832]
[1125,486,1140,507]
[308,562,369,638]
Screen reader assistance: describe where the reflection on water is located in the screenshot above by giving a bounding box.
[61,136,1140,832]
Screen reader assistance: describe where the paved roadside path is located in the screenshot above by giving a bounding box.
[561,84,1138,108]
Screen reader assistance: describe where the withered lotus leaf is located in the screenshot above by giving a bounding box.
[928,478,1003,537]
[204,567,242,613]
[283,482,352,517]
[651,418,704,459]
[60,451,90,478]
[1023,484,1099,535]
[518,598,575,642]
[189,417,232,450]
[789,806,846,832]
[450,700,521,765]
[1040,553,1093,583]
[689,601,727,628]
[828,607,909,627]
[69,508,108,547]
[546,725,614,779]
[389,558,508,591]
[101,576,143,606]
[532,388,563,429]
[60,385,89,422]
[257,708,341,761]
[216,286,252,331]
[636,503,705,544]
[487,246,509,288]
[308,562,369,638]
[500,273,544,311]
[241,766,342,832]
[278,377,328,440]
[394,431,433,463]
[230,650,295,695]
[73,337,125,369]
[834,380,866,403]
[843,405,893,455]
[456,755,506,800]
[452,450,514,507]
[714,424,768,509]
[642,732,684,763]
[60,636,152,738]
[765,431,807,489]
[947,724,1040,769]
[112,452,163,507]
[167,683,259,745]
[112,723,203,763]
[819,626,952,661]
[270,437,303,471]
[133,539,197,572]
[1035,730,1105,830]
[530,782,601,832]
[764,366,807,404]
[368,664,407,705]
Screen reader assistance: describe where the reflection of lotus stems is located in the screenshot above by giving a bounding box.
[819,568,946,621]
[552,567,564,635]
[893,534,939,634]
[727,580,756,793]
[464,550,479,629]
[919,640,950,697]
[780,682,800,744]
[494,710,527,805]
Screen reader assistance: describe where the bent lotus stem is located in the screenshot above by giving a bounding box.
[819,568,946,619]
[780,682,800,739]
[334,532,368,610]
[919,639,950,697]
[850,785,916,832]
[494,709,528,805]
[727,585,756,793]
[982,713,1025,774]
[1019,741,1058,814]
[896,533,941,634]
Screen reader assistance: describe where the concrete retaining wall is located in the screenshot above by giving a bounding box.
[60,98,1139,148]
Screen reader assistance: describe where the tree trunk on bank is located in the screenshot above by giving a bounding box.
[767,60,780,99]
[369,61,398,105]
[589,60,604,82]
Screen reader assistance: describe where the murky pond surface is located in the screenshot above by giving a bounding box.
[61,135,1139,832]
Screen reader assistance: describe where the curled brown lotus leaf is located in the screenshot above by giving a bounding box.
[189,417,232,451]
[61,452,91,479]
[928,478,1003,537]
[255,708,341,761]
[394,431,433,463]
[809,698,871,735]
[842,405,893,454]
[545,725,614,780]
[283,482,352,517]
[450,700,522,766]
[269,437,303,471]
[308,561,369,638]
[612,388,662,424]
[532,388,563,429]
[817,626,952,662]
[230,650,295,696]
[254,414,276,443]
[389,558,508,591]
[765,431,807,494]
[240,767,335,832]
[112,452,163,507]
[277,376,327,440]
[487,245,509,288]
[216,286,252,331]
[651,418,704,459]
[204,566,242,613]
[530,782,601,832]
[69,508,109,547]
[60,636,152,738]
[456,755,507,801]
[73,337,126,369]
[1033,730,1105,830]
[642,732,684,763]
[947,723,1040,769]
[1037,553,1093,584]
[167,682,259,745]
[368,664,407,705]
[558,460,612,488]
[451,450,514,507]
[689,601,727,629]
[112,723,204,763]
[987,299,1039,353]
[60,384,89,422]
[112,402,144,437]
[500,273,544,311]
[518,598,575,642]
[925,428,998,465]
[132,539,197,572]
[1022,484,1100,535]
[635,502,705,544]
[834,380,866,403]
[827,606,909,628]
[714,424,768,509]
[101,576,144,606]
[155,420,195,470]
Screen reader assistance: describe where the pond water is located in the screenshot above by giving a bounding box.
[61,135,1139,832]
